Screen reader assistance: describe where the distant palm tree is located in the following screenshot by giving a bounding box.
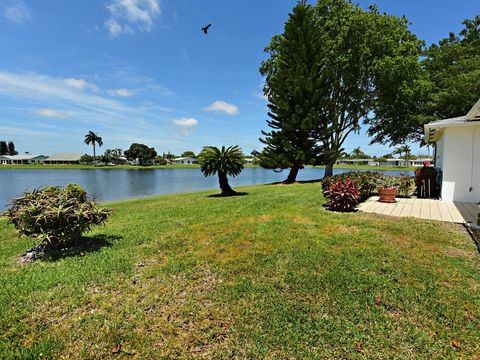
[84,131,103,166]
[393,147,403,165]
[198,145,245,196]
[402,145,411,167]
[350,147,363,159]
[113,148,122,164]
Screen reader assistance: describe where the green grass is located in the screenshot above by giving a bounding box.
[0,183,478,358]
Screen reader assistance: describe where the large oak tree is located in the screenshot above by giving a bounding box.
[368,15,480,145]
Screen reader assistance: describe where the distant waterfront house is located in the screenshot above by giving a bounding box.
[129,158,156,166]
[44,153,83,165]
[172,157,199,165]
[336,158,433,167]
[336,158,377,166]
[424,98,480,202]
[244,157,255,164]
[0,154,48,165]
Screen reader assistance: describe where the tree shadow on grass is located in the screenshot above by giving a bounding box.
[207,192,249,198]
[266,179,324,185]
[20,234,122,263]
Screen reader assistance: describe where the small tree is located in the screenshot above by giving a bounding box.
[198,146,245,196]
[84,131,103,166]
[124,143,157,166]
[181,151,197,158]
[80,154,94,164]
[8,141,18,155]
[0,141,7,155]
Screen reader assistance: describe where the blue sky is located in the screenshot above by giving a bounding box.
[0,0,478,157]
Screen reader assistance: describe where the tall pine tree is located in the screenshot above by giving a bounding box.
[259,0,332,183]
[0,141,7,155]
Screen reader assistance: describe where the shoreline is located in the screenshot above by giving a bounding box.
[0,164,416,171]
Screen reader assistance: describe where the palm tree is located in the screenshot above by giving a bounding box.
[402,145,411,167]
[393,147,403,166]
[198,145,245,196]
[113,148,122,164]
[350,147,363,159]
[84,131,103,166]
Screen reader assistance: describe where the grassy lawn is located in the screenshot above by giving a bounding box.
[0,183,478,358]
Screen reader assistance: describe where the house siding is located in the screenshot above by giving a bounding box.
[439,125,480,202]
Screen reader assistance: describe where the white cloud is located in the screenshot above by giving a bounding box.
[0,71,200,154]
[204,100,239,116]
[107,88,134,97]
[173,118,198,127]
[104,0,161,37]
[0,71,137,127]
[34,108,70,119]
[3,1,32,24]
[64,78,98,92]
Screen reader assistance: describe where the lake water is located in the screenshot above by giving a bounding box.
[0,167,413,211]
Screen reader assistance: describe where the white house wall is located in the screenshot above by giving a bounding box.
[473,126,480,202]
[440,125,480,202]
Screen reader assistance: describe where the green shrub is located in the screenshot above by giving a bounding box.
[5,184,111,248]
[322,171,414,200]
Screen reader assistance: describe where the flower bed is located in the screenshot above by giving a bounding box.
[322,172,414,211]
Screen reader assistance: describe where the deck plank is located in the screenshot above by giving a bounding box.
[410,199,422,218]
[390,200,406,217]
[429,200,443,221]
[419,199,430,219]
[437,201,454,222]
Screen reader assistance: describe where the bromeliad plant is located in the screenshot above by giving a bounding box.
[323,178,361,212]
[5,184,111,248]
[198,145,245,196]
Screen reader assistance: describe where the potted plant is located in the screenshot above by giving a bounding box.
[378,176,398,203]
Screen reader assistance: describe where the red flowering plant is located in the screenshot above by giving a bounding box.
[323,178,361,212]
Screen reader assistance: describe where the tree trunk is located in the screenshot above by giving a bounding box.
[283,164,300,184]
[323,161,335,179]
[93,144,96,167]
[218,172,236,196]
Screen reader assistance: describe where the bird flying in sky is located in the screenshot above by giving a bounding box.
[201,24,212,34]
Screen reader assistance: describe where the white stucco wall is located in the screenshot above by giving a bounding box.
[438,124,480,202]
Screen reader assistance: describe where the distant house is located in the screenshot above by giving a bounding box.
[336,158,378,166]
[129,158,156,166]
[115,156,128,165]
[44,153,83,165]
[172,157,199,165]
[424,98,480,202]
[0,154,48,165]
[244,157,255,164]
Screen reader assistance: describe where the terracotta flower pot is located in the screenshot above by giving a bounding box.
[379,187,397,203]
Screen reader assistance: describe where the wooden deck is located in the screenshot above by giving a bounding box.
[358,197,479,226]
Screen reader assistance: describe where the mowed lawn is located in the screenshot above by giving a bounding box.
[0,183,479,358]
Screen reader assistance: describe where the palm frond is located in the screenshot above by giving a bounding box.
[198,145,245,177]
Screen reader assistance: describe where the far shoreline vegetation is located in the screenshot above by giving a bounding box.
[0,163,416,171]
